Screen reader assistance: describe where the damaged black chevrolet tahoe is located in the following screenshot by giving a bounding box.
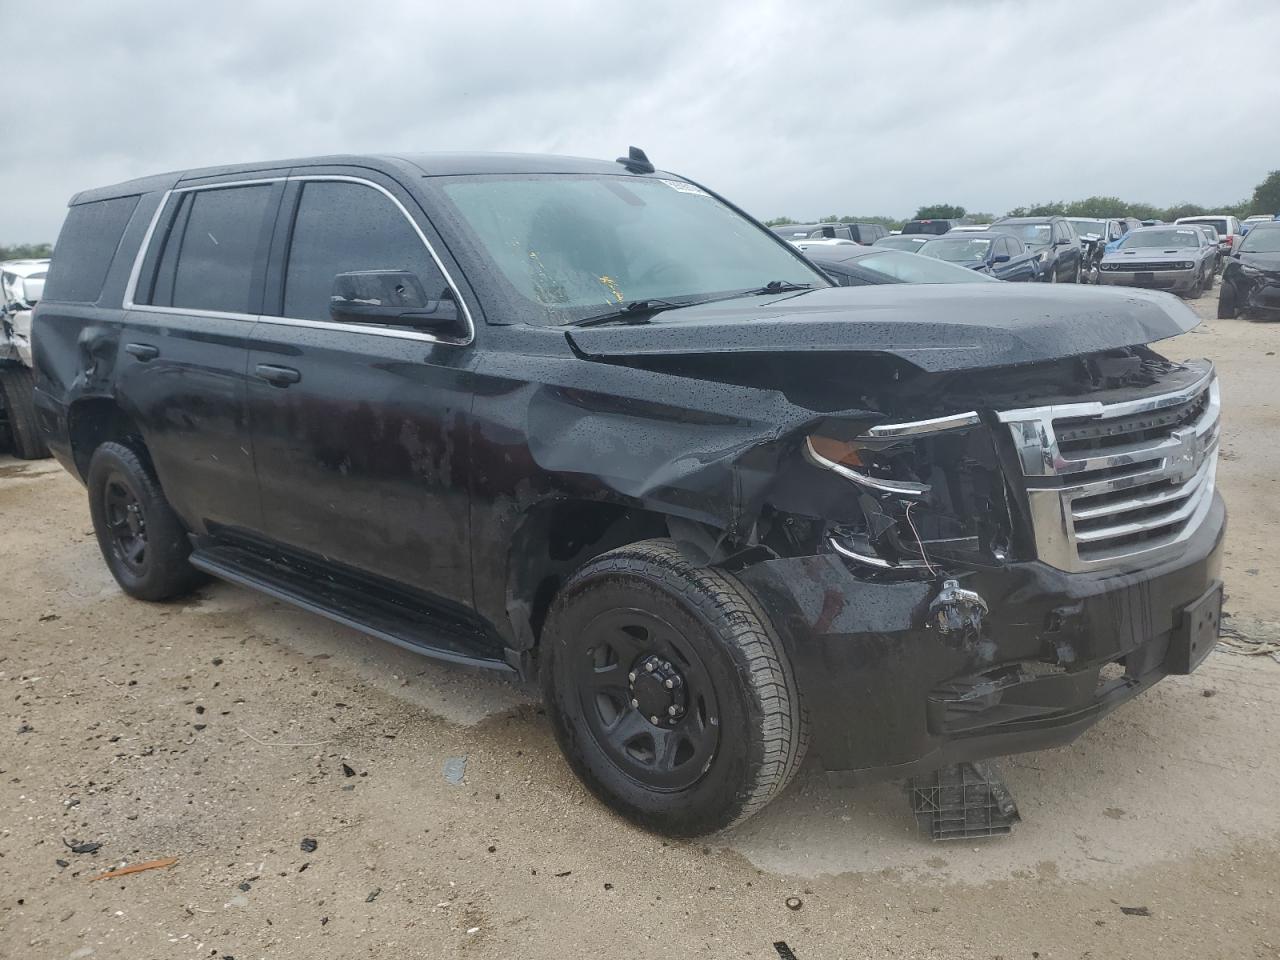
[32,150,1225,836]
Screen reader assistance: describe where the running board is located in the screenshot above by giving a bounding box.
[189,544,514,673]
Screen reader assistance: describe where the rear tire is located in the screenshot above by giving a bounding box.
[540,539,807,836]
[87,441,203,601]
[0,366,50,460]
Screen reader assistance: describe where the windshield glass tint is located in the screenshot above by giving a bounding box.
[920,238,991,262]
[438,175,825,324]
[873,235,928,251]
[1240,226,1280,253]
[1068,220,1104,237]
[999,222,1052,245]
[850,250,993,283]
[1122,229,1201,249]
[1182,218,1229,234]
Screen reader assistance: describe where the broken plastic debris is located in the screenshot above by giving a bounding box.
[1120,906,1152,917]
[341,763,356,777]
[63,839,102,854]
[90,857,177,882]
[443,756,467,785]
[365,887,381,903]
[300,837,318,853]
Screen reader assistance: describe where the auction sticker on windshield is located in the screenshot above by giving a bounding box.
[658,178,711,196]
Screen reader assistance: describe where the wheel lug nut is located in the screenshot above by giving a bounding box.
[630,699,639,708]
[649,715,660,724]
[667,705,679,716]
[645,662,655,672]
[628,671,636,683]
[663,678,674,689]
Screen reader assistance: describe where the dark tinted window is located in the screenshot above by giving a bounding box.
[42,195,140,303]
[283,181,447,323]
[146,185,273,313]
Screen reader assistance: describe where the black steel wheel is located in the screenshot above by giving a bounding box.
[87,441,204,601]
[570,607,721,793]
[541,539,808,836]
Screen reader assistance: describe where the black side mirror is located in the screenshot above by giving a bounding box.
[992,253,1011,264]
[329,270,460,329]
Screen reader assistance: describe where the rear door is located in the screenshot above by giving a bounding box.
[246,172,477,608]
[118,178,283,537]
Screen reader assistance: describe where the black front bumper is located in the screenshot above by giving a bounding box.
[738,493,1226,786]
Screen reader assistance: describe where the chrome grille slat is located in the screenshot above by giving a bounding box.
[997,364,1220,572]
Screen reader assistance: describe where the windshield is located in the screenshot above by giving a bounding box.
[873,235,928,251]
[434,174,826,325]
[997,222,1053,245]
[1120,228,1201,249]
[919,237,992,262]
[1239,226,1280,253]
[1068,220,1104,238]
[843,249,994,283]
[1180,217,1230,235]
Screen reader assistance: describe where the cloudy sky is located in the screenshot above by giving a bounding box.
[6,1,1279,241]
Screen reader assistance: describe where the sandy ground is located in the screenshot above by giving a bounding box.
[2,292,1279,960]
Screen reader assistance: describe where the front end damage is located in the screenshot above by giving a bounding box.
[535,336,1225,785]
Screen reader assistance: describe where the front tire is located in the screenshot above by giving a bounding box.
[0,366,50,460]
[541,539,807,836]
[87,441,203,601]
[1217,282,1238,319]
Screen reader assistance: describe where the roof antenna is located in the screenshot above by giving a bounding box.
[616,146,655,174]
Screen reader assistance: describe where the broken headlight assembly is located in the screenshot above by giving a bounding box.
[804,412,1013,571]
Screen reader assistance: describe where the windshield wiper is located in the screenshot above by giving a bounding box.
[750,280,814,295]
[571,298,685,327]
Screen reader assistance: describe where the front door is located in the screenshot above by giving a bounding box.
[246,175,476,609]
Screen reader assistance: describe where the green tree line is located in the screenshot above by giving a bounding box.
[765,169,1280,231]
[0,243,53,260]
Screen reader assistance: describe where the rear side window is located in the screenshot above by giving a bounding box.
[143,184,274,314]
[282,180,447,323]
[42,195,140,303]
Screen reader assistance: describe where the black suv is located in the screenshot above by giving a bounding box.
[33,151,1225,836]
[991,216,1084,283]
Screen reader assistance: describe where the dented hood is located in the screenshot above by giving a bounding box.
[566,283,1200,373]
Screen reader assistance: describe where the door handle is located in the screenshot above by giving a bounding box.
[124,343,159,362]
[255,363,302,387]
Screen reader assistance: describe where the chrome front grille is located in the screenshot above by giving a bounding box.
[997,364,1220,572]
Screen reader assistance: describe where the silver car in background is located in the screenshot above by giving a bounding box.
[1098,225,1216,298]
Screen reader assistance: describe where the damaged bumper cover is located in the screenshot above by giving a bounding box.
[736,491,1225,785]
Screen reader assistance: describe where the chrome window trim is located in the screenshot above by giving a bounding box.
[122,174,475,346]
[865,411,981,438]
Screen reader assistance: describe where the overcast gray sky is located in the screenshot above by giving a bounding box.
[6,0,1279,241]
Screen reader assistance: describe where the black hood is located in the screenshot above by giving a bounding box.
[1239,251,1280,273]
[566,283,1200,374]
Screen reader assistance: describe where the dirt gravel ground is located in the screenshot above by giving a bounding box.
[2,293,1279,960]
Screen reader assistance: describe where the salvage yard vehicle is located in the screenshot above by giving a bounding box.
[1066,218,1123,284]
[1218,221,1280,320]
[1175,214,1243,258]
[799,243,997,285]
[802,222,888,245]
[872,234,931,253]
[990,216,1083,283]
[1,258,52,458]
[32,150,1225,837]
[919,231,1040,281]
[1099,224,1217,298]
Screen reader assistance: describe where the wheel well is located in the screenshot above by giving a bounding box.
[505,499,670,652]
[68,398,144,480]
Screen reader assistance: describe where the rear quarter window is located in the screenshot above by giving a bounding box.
[42,195,141,303]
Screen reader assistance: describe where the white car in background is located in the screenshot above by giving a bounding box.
[1,258,51,458]
[1175,215,1244,258]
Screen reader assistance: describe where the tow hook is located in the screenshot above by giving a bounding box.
[929,579,988,640]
